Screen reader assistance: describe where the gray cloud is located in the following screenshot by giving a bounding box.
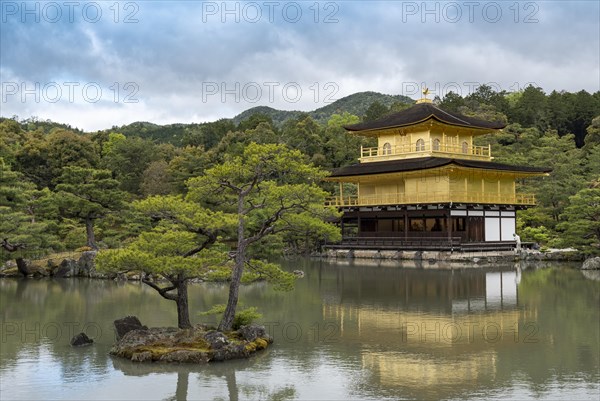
[1,1,598,130]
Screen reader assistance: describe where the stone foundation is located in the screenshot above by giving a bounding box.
[322,248,584,264]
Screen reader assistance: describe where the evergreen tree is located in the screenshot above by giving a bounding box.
[55,167,128,249]
[186,143,340,331]
[97,195,234,329]
[557,186,600,253]
[0,160,59,274]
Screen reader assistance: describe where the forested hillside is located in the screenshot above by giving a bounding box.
[55,91,412,147]
[1,85,599,263]
[232,91,413,126]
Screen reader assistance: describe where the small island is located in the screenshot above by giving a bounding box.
[111,316,272,363]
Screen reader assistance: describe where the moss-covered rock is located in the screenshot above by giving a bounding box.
[109,320,272,363]
[0,267,20,277]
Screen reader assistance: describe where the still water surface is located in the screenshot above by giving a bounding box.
[0,259,599,400]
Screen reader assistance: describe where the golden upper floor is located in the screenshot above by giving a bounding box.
[360,138,492,162]
[345,101,504,163]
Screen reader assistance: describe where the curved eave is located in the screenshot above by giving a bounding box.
[325,158,551,182]
[345,115,504,136]
[325,169,550,183]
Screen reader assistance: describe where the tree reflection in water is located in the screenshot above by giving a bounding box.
[111,357,296,401]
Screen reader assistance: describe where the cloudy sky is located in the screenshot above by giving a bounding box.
[1,1,599,131]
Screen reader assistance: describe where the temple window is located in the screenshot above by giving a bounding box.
[416,139,425,152]
[462,141,469,154]
[383,142,392,155]
[432,138,440,151]
[361,219,377,232]
[452,217,466,232]
[409,218,426,231]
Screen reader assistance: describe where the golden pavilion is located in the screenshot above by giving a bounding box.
[325,97,551,251]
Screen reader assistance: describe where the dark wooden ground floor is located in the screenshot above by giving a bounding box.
[332,204,522,251]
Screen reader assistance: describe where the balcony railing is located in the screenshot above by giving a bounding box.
[325,191,536,207]
[360,140,491,161]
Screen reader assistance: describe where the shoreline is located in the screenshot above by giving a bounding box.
[0,248,591,280]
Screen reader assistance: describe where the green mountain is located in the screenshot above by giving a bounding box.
[231,106,305,127]
[100,91,414,145]
[309,91,414,123]
[232,91,414,126]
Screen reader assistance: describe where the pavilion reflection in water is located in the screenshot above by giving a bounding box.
[320,266,528,396]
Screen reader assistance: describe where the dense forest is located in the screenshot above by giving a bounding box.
[1,85,599,267]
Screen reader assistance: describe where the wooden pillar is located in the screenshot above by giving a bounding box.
[404,212,408,240]
[339,182,344,206]
[499,215,503,242]
[481,177,485,203]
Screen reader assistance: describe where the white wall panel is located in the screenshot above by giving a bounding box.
[501,218,516,241]
[485,218,500,241]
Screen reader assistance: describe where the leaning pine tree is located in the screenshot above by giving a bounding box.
[186,143,340,331]
[97,144,340,331]
[96,195,234,329]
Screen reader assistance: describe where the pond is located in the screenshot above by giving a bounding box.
[0,259,599,400]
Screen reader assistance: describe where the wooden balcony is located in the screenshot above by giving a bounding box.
[360,140,492,162]
[326,236,462,251]
[325,191,536,207]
